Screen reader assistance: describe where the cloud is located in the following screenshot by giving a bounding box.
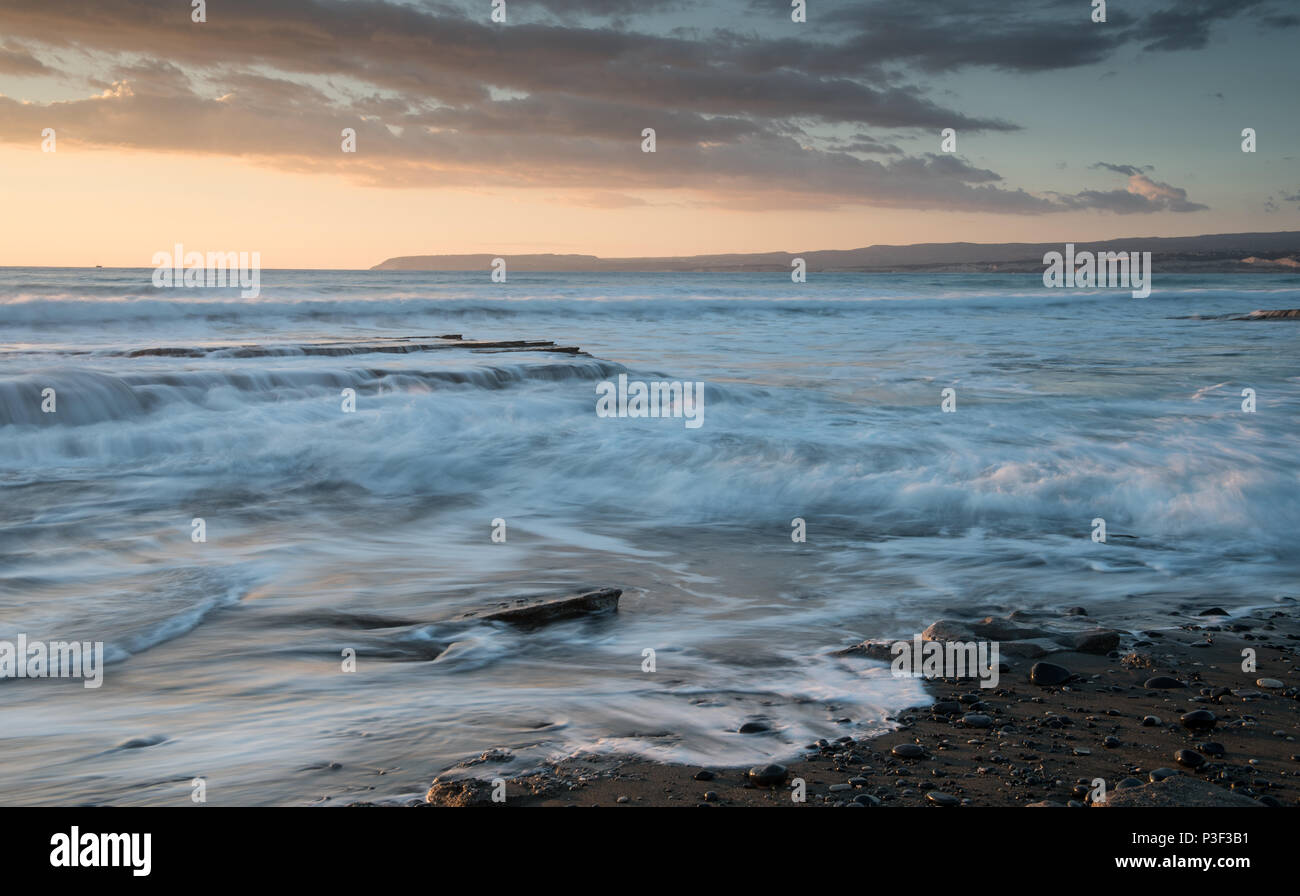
[813,0,1297,73]
[1091,162,1153,177]
[0,41,53,76]
[0,0,1229,215]
[1056,171,1208,214]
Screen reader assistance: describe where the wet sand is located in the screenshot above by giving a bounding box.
[423,604,1300,807]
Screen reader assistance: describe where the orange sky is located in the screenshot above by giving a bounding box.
[2,145,1283,270]
[2,0,1297,268]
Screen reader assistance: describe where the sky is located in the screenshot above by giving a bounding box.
[1,0,1298,268]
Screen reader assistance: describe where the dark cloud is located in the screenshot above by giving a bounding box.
[1091,162,1153,176]
[0,0,1009,129]
[0,41,52,76]
[1140,0,1265,52]
[814,0,1296,74]
[0,0,1225,215]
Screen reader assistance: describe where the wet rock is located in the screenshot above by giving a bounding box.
[1000,638,1061,658]
[426,777,496,806]
[1197,607,1229,617]
[834,639,896,660]
[747,764,788,787]
[1242,308,1300,320]
[738,721,770,734]
[1180,710,1218,730]
[1068,629,1120,653]
[116,735,168,750]
[1030,662,1071,686]
[891,744,926,759]
[921,615,1119,658]
[1065,607,1088,616]
[463,588,622,627]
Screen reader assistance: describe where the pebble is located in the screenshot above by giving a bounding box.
[829,783,852,792]
[1102,736,1121,749]
[738,721,770,734]
[1143,676,1187,689]
[1149,768,1181,782]
[747,764,788,787]
[1030,662,1071,686]
[1117,777,1144,790]
[703,791,718,802]
[1198,742,1226,758]
[1175,749,1206,769]
[1257,678,1285,689]
[1180,709,1218,730]
[693,770,715,781]
[1141,715,1161,727]
[891,744,926,759]
[926,791,960,806]
[962,713,993,728]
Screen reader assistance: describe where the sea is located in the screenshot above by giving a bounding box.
[0,268,1296,804]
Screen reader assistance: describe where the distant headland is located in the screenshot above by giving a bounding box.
[372,231,1300,274]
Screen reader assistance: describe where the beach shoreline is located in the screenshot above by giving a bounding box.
[421,603,1300,807]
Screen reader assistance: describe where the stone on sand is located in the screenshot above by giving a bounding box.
[1094,775,1262,808]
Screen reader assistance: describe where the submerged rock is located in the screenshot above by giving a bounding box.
[920,615,1119,657]
[462,588,622,627]
[1242,309,1300,320]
